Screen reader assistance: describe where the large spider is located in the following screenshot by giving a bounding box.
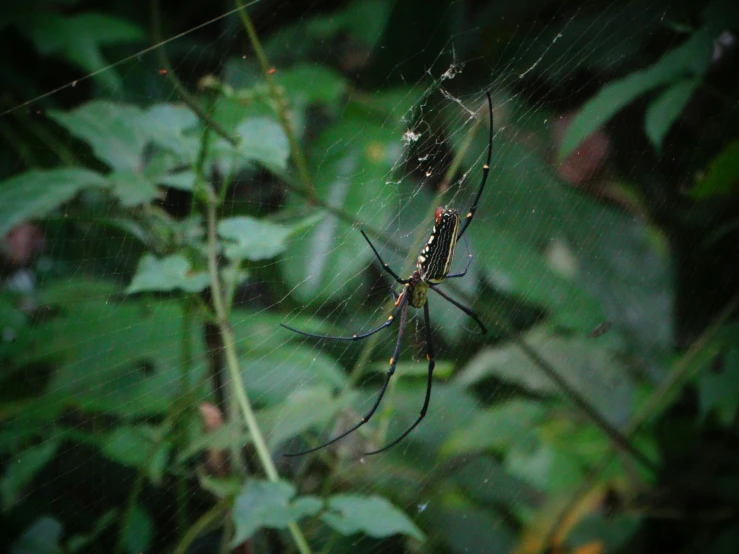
[282,92,493,456]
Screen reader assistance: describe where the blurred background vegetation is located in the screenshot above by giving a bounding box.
[1,0,738,553]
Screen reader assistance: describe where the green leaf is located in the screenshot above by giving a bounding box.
[281,109,401,303]
[321,494,424,541]
[231,480,322,545]
[107,170,160,207]
[259,386,355,449]
[49,101,148,171]
[15,298,208,417]
[16,13,143,90]
[144,104,200,164]
[559,26,713,160]
[645,77,699,151]
[278,64,348,105]
[126,254,210,294]
[100,425,170,483]
[368,360,454,379]
[10,516,63,554]
[0,169,107,236]
[456,327,634,427]
[123,505,153,554]
[427,504,515,554]
[506,434,585,494]
[157,170,197,191]
[212,117,290,173]
[235,344,348,406]
[218,216,293,261]
[692,140,739,198]
[66,510,118,552]
[441,400,548,457]
[696,324,739,426]
[1,439,60,510]
[452,457,540,514]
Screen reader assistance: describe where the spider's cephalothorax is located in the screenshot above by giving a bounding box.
[281,92,494,457]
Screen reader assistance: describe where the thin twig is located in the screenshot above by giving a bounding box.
[205,192,312,554]
[235,0,314,194]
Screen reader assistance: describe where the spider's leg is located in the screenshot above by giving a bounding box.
[360,230,409,284]
[429,285,487,334]
[280,288,407,342]
[457,92,493,241]
[445,235,473,279]
[366,301,436,455]
[283,294,410,457]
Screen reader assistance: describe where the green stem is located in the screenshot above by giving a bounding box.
[174,500,229,554]
[151,0,236,147]
[116,472,146,554]
[205,194,312,554]
[235,0,314,194]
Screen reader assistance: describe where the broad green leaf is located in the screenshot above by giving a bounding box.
[569,513,642,553]
[126,253,209,294]
[452,456,540,515]
[14,298,208,417]
[100,425,170,483]
[231,480,322,545]
[66,510,118,552]
[322,494,424,541]
[697,349,739,426]
[1,439,59,510]
[645,77,700,151]
[692,140,739,198]
[427,504,515,554]
[16,13,143,90]
[107,170,160,207]
[281,108,402,303]
[696,323,739,426]
[278,64,348,105]
[178,420,250,463]
[441,399,548,457]
[506,434,585,494]
[457,120,672,366]
[0,169,107,236]
[144,104,200,164]
[157,170,196,191]
[123,505,153,554]
[49,101,148,171]
[219,117,290,171]
[559,26,713,160]
[235,344,348,406]
[259,386,355,449]
[218,216,293,261]
[368,360,454,379]
[10,516,62,554]
[456,327,634,427]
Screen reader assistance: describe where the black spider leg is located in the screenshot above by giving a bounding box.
[429,285,487,335]
[280,305,398,341]
[457,91,493,242]
[283,292,410,457]
[360,230,410,284]
[445,235,472,279]
[366,301,435,455]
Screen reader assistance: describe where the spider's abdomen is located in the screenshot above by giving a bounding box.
[417,208,460,283]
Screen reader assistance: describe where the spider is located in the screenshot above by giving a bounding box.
[281,92,493,456]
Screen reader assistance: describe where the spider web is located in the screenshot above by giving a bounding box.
[2,0,735,553]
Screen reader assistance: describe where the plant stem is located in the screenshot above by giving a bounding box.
[235,0,314,194]
[116,472,146,554]
[205,193,312,554]
[174,500,229,554]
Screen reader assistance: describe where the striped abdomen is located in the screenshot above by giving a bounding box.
[417,208,460,283]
